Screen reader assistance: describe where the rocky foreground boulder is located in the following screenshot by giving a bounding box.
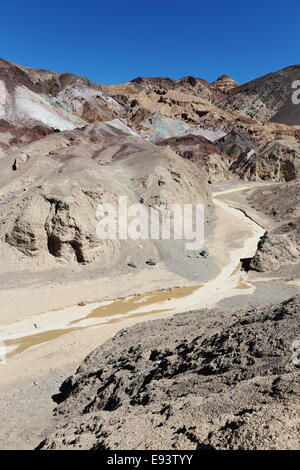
[38,296,300,450]
[246,182,300,272]
[250,219,300,272]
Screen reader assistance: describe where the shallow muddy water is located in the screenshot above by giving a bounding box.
[4,284,201,360]
[2,190,265,362]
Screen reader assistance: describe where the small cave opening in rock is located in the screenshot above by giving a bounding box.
[282,160,297,182]
[47,234,61,257]
[240,257,253,272]
[47,233,85,264]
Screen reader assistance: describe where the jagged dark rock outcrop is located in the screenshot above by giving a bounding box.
[38,296,300,450]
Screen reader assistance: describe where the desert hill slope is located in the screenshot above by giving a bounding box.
[0,58,123,147]
[0,121,210,272]
[219,65,300,125]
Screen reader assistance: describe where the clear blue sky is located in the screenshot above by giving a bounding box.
[2,0,300,85]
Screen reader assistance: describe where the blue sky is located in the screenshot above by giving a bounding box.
[2,0,300,85]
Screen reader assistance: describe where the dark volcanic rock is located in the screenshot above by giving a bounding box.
[39,297,300,450]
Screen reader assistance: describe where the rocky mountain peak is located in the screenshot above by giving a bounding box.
[211,74,239,94]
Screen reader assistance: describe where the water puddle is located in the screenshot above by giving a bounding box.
[5,327,84,360]
[3,284,201,361]
[76,284,201,324]
[1,187,267,365]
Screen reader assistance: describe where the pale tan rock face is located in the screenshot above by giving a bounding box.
[250,220,300,272]
[12,152,28,170]
[235,139,300,182]
[246,180,300,272]
[201,153,231,183]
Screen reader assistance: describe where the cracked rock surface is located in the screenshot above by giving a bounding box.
[38,296,300,450]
